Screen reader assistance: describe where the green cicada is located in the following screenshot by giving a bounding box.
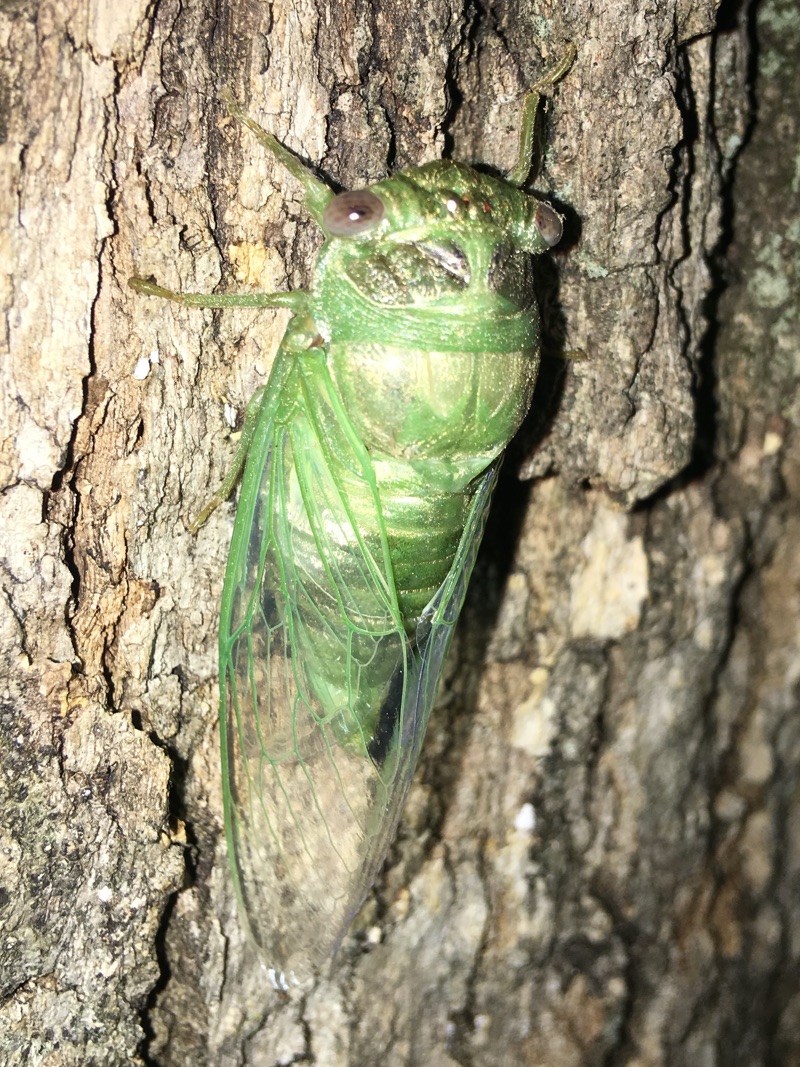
[131,45,575,985]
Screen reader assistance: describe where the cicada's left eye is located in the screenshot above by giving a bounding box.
[323,190,385,236]
[534,202,564,247]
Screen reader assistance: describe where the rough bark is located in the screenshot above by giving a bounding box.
[1,0,797,1064]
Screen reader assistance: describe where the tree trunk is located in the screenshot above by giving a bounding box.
[2,0,797,1064]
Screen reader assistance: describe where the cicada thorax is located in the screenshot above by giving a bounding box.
[324,340,538,627]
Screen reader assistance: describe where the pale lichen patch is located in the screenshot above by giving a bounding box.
[569,506,649,639]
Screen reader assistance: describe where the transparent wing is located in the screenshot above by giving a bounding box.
[218,328,499,984]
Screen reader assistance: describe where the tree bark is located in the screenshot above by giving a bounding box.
[2,0,797,1064]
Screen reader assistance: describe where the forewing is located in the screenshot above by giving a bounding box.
[219,338,499,984]
[220,342,410,981]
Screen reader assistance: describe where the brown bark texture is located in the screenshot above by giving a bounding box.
[1,0,797,1064]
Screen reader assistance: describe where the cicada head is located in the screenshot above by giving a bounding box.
[310,158,563,338]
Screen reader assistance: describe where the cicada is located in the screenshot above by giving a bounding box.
[131,45,575,985]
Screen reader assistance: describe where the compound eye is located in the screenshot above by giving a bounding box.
[534,202,564,247]
[323,190,385,236]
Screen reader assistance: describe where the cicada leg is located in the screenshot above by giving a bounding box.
[506,42,577,188]
[220,89,333,224]
[128,276,306,312]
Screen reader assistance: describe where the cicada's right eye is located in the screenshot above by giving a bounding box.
[533,202,564,247]
[323,190,385,236]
